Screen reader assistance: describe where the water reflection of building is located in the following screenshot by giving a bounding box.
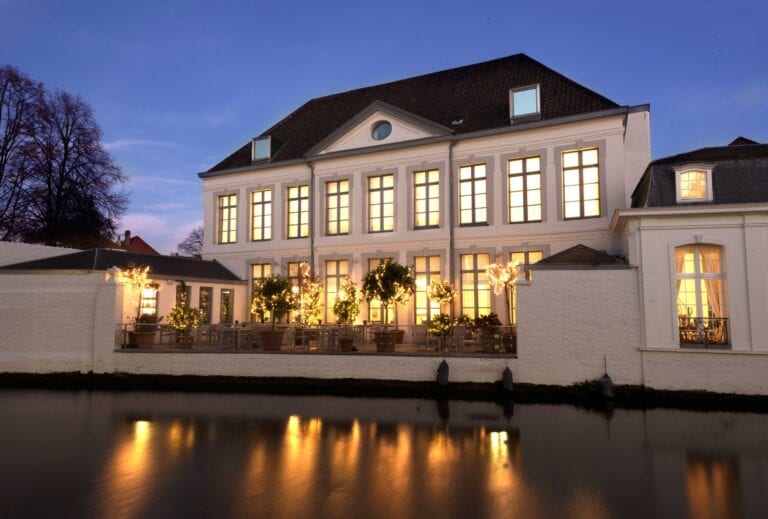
[687,455,741,519]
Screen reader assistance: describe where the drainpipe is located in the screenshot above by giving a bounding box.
[308,161,316,274]
[448,140,456,318]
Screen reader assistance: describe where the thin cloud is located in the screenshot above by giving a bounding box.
[103,138,178,151]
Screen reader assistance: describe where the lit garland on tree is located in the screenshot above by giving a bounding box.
[486,260,520,325]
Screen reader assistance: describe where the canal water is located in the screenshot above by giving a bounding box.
[0,390,765,518]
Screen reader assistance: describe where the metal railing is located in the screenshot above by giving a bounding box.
[115,323,517,356]
[678,317,730,348]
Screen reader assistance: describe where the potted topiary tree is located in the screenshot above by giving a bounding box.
[116,265,162,348]
[487,260,520,353]
[333,278,361,352]
[167,293,204,349]
[252,274,298,351]
[362,261,415,352]
[474,313,503,353]
[293,262,324,347]
[427,312,453,350]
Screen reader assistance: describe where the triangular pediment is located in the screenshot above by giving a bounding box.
[306,101,453,156]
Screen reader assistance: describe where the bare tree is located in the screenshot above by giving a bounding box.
[21,89,128,247]
[0,66,43,240]
[177,226,203,256]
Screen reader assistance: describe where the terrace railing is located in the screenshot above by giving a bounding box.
[115,323,517,356]
[678,316,730,348]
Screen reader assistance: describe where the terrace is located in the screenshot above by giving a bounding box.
[115,323,517,356]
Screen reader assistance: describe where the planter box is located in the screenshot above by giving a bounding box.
[374,330,398,353]
[262,329,284,351]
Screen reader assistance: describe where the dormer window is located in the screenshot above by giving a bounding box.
[510,84,540,121]
[675,165,714,203]
[252,136,271,161]
[371,121,392,141]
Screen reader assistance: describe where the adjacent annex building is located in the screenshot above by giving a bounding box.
[200,53,650,327]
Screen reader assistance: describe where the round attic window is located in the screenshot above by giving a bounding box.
[371,121,392,141]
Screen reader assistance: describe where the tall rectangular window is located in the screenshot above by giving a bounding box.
[368,174,394,232]
[326,180,350,235]
[220,288,234,324]
[251,189,272,241]
[175,283,191,307]
[288,262,303,322]
[460,253,491,319]
[367,257,394,323]
[414,255,441,324]
[508,157,542,223]
[562,148,600,219]
[509,251,543,324]
[287,185,309,238]
[250,263,272,322]
[325,259,349,323]
[459,164,487,225]
[199,287,212,324]
[414,169,440,228]
[218,194,238,244]
[139,284,159,317]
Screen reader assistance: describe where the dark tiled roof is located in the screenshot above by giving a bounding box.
[534,244,626,268]
[0,249,243,282]
[631,142,768,208]
[109,236,160,255]
[730,136,758,146]
[209,53,619,172]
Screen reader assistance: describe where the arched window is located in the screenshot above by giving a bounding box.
[675,245,729,346]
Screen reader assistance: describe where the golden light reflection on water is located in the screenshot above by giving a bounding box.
[687,456,741,519]
[97,420,154,519]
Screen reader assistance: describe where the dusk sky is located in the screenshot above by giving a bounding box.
[2,0,766,253]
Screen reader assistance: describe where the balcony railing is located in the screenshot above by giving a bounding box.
[115,323,517,356]
[678,316,730,348]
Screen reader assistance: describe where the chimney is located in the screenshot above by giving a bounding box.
[122,230,131,248]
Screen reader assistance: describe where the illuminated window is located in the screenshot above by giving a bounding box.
[199,287,212,324]
[414,255,441,324]
[508,157,542,223]
[251,189,272,241]
[288,262,303,322]
[676,245,729,347]
[139,284,158,316]
[325,259,349,323]
[250,263,272,322]
[287,185,309,238]
[217,194,237,244]
[460,253,491,319]
[510,85,540,118]
[676,167,713,202]
[414,169,440,228]
[459,164,487,225]
[368,174,394,232]
[175,283,191,307]
[367,257,394,323]
[562,148,600,219]
[509,250,543,324]
[676,245,725,320]
[220,288,234,324]
[326,180,350,235]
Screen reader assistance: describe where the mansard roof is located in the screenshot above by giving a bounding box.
[207,53,619,172]
[631,138,768,208]
[0,249,243,282]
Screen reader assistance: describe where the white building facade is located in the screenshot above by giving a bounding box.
[200,54,650,326]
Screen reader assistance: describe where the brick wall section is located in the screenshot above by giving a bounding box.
[515,268,644,385]
[0,272,117,373]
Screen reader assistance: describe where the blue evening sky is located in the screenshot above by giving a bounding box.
[2,0,766,253]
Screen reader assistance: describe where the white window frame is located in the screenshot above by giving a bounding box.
[675,164,714,203]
